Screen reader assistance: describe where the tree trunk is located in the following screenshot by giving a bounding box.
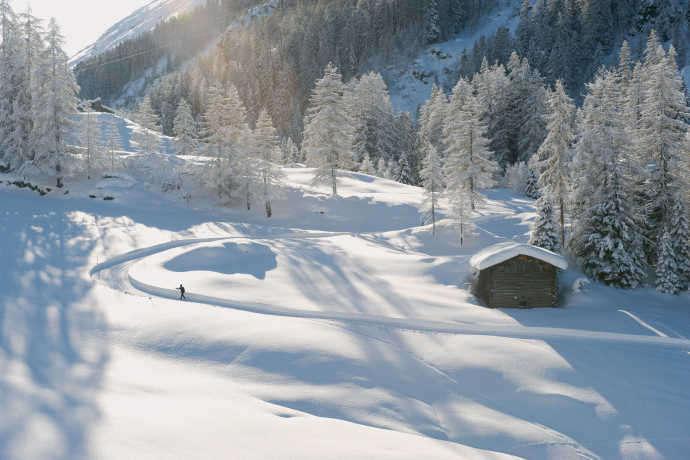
[266,200,272,218]
[431,202,436,236]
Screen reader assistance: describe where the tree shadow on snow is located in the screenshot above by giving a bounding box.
[0,195,109,460]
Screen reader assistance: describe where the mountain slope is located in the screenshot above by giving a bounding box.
[69,0,208,67]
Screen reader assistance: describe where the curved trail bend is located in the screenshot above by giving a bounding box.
[91,234,688,348]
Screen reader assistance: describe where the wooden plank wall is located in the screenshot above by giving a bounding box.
[476,255,558,308]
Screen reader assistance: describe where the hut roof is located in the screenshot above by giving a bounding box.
[470,242,568,270]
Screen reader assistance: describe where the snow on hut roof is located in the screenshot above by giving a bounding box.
[470,242,568,270]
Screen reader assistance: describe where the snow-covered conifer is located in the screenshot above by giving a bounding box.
[302,64,352,196]
[418,84,447,157]
[133,95,162,156]
[394,152,415,185]
[359,153,376,175]
[376,157,387,178]
[78,103,108,179]
[22,17,80,187]
[173,98,197,155]
[254,109,285,217]
[637,42,690,260]
[0,1,20,167]
[572,70,647,289]
[656,195,690,293]
[104,118,124,172]
[419,144,444,235]
[529,196,560,252]
[524,166,540,199]
[534,80,575,249]
[443,77,497,211]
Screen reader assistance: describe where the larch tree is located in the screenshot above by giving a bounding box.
[78,102,108,179]
[302,64,352,196]
[443,77,497,212]
[419,143,445,236]
[22,17,80,188]
[254,109,285,217]
[104,117,124,172]
[534,80,575,250]
[172,98,197,155]
[636,42,690,271]
[0,0,20,167]
[133,95,162,156]
[418,84,447,159]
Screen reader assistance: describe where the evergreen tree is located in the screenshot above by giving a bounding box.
[418,84,447,158]
[359,153,376,175]
[376,157,387,178]
[302,64,352,196]
[394,152,415,185]
[534,80,575,249]
[173,98,197,155]
[254,109,285,217]
[78,102,107,179]
[419,143,444,235]
[104,118,124,172]
[133,95,163,156]
[524,167,540,199]
[529,196,561,252]
[0,0,20,167]
[443,78,497,211]
[637,42,690,262]
[22,18,80,188]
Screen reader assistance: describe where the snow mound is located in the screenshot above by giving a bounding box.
[470,242,568,270]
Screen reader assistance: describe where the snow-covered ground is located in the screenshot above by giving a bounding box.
[2,116,690,459]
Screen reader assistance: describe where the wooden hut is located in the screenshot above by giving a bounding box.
[470,243,568,308]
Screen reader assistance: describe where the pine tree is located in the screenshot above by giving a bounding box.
[254,109,285,217]
[302,64,352,196]
[443,78,497,212]
[534,80,575,249]
[78,102,107,179]
[22,17,80,188]
[419,144,444,235]
[656,228,681,294]
[359,153,376,175]
[665,194,690,291]
[173,98,197,155]
[104,118,124,172]
[529,196,561,252]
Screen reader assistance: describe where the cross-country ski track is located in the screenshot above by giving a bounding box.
[91,234,689,349]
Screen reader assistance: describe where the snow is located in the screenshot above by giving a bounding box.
[389,1,531,115]
[68,0,210,67]
[2,114,690,459]
[470,242,568,271]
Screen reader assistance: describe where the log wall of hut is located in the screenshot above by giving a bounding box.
[476,255,558,308]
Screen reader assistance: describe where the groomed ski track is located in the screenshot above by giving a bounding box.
[91,234,689,348]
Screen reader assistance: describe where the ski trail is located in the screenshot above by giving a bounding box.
[92,235,689,348]
[617,310,669,338]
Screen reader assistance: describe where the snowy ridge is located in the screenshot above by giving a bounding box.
[69,0,208,67]
[470,242,568,270]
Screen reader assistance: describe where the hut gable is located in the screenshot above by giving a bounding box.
[471,243,567,309]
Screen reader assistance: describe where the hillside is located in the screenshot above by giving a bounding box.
[1,116,689,458]
[68,0,209,67]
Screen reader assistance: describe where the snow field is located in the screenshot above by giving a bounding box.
[2,138,690,459]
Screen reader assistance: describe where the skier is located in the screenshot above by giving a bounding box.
[176,284,186,300]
